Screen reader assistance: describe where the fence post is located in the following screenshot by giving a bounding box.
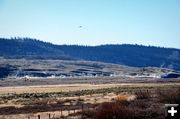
[38,115,40,119]
[74,108,75,114]
[49,113,51,119]
[68,108,70,115]
[60,109,63,117]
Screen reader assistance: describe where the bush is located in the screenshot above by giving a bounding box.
[135,90,151,99]
[114,95,129,106]
[94,102,134,119]
[115,95,128,101]
[158,88,180,104]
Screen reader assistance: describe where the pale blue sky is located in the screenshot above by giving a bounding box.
[0,0,180,48]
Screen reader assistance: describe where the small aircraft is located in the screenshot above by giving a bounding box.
[79,26,83,28]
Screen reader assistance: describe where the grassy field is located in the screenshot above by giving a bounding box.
[0,78,180,119]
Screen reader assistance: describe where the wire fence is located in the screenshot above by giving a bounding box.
[28,104,92,119]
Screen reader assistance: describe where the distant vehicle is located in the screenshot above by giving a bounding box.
[161,72,180,78]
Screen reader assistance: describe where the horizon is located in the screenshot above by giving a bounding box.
[1,36,180,50]
[0,0,180,48]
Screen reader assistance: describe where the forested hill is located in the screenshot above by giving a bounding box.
[0,38,72,60]
[0,37,180,71]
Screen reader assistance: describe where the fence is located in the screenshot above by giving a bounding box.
[26,104,92,119]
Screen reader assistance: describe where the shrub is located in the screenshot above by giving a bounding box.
[81,110,95,119]
[115,95,128,101]
[158,88,180,104]
[94,102,134,119]
[135,90,151,99]
[114,95,129,106]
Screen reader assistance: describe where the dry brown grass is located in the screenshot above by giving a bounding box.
[1,83,179,95]
[114,95,130,106]
[115,95,128,102]
[94,102,134,119]
[157,87,180,104]
[135,90,151,99]
[0,83,180,119]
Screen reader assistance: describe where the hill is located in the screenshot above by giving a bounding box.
[0,37,73,60]
[0,37,180,71]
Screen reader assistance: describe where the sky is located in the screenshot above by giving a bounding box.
[0,0,180,48]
